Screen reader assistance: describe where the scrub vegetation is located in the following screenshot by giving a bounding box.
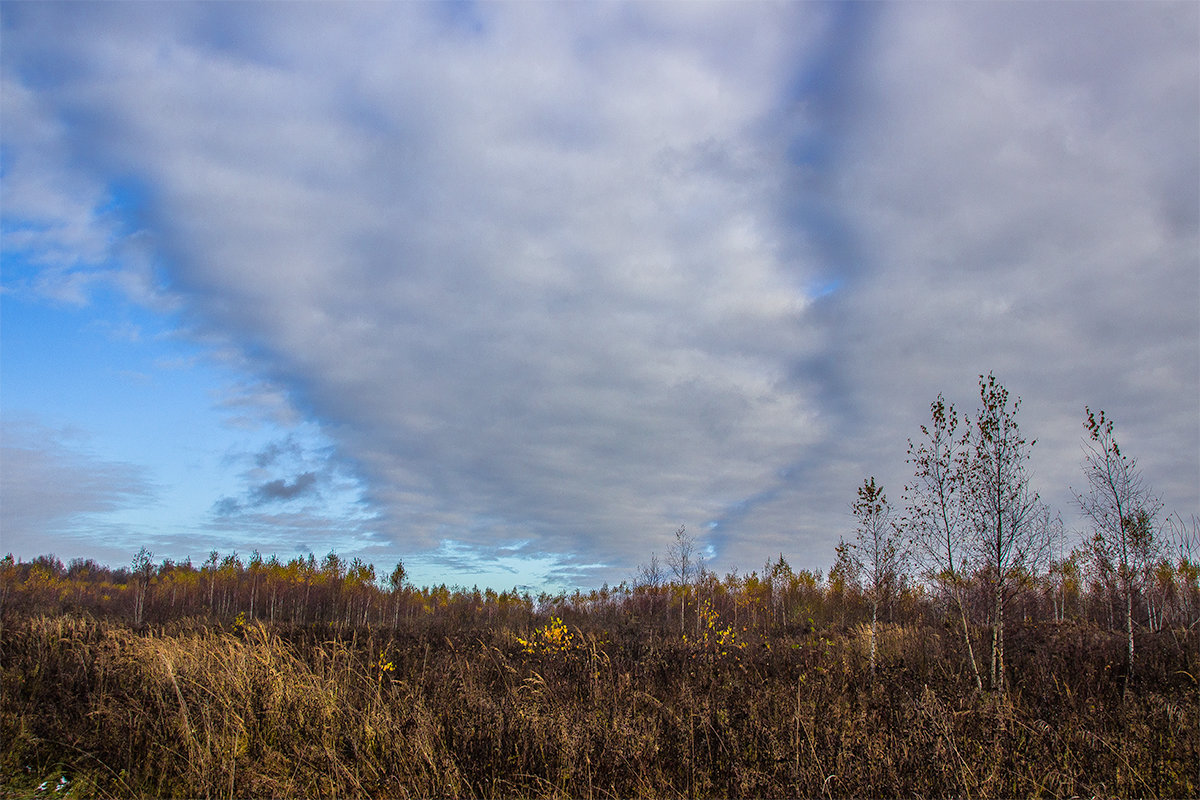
[2,377,1197,798]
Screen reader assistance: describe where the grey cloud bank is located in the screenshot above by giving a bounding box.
[1,2,1196,587]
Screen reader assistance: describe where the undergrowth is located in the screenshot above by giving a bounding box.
[1,613,1195,798]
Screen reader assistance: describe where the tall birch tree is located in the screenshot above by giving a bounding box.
[904,395,983,690]
[962,373,1050,693]
[1074,408,1161,678]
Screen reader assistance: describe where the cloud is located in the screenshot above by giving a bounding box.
[0,418,156,555]
[251,471,319,504]
[3,3,826,564]
[0,65,168,310]
[212,444,327,511]
[805,2,1199,529]
[211,496,242,518]
[2,2,1196,585]
[253,436,303,469]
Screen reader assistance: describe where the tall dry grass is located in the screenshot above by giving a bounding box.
[2,613,1196,798]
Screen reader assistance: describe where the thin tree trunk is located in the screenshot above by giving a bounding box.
[1125,583,1135,678]
[955,589,983,690]
[869,597,878,679]
[992,582,1005,692]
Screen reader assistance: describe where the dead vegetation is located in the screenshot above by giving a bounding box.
[2,609,1195,798]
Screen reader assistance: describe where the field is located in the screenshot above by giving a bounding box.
[2,591,1197,798]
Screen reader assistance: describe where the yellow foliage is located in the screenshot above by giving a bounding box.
[696,599,742,651]
[376,651,395,686]
[516,616,577,657]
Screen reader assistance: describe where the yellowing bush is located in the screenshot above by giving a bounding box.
[516,616,577,656]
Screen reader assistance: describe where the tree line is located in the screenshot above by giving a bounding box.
[1,548,535,631]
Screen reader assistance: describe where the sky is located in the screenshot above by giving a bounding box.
[1,1,1197,592]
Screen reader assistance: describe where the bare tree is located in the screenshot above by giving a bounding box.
[637,553,665,589]
[666,524,696,586]
[634,553,667,631]
[1073,408,1162,676]
[849,477,904,678]
[904,395,983,690]
[962,374,1050,692]
[666,525,698,635]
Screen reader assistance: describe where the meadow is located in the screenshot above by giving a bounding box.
[1,551,1196,798]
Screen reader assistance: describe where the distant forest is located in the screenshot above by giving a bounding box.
[2,506,1197,656]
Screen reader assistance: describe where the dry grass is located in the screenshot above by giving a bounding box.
[2,613,1196,798]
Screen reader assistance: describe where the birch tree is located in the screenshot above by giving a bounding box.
[962,373,1050,692]
[667,525,697,635]
[1073,408,1162,676]
[850,477,904,678]
[904,394,983,689]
